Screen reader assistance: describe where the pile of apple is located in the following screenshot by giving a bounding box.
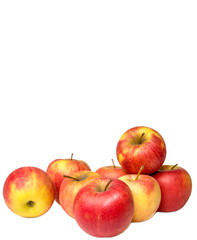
[3,126,192,238]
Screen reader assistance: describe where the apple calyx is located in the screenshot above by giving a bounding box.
[112,159,116,169]
[27,200,35,207]
[135,165,144,181]
[104,179,113,192]
[63,175,79,181]
[170,164,178,170]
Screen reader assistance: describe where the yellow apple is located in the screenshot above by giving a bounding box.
[119,166,161,222]
[3,166,55,218]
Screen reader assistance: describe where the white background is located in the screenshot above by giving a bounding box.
[0,1,196,239]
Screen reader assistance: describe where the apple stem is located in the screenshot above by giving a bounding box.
[104,179,113,192]
[62,175,79,181]
[112,159,116,169]
[139,132,145,144]
[71,153,73,160]
[171,164,178,170]
[135,165,144,181]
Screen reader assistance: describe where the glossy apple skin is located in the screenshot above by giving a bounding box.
[152,165,192,212]
[3,167,55,218]
[119,174,161,222]
[47,158,91,203]
[116,126,166,174]
[73,177,134,237]
[95,166,127,179]
[59,170,101,218]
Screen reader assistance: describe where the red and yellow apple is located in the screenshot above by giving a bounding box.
[73,177,134,237]
[59,170,101,218]
[46,154,91,203]
[116,126,166,174]
[3,166,55,218]
[152,164,192,212]
[119,166,161,222]
[95,159,127,179]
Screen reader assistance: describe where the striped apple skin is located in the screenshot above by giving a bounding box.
[116,126,166,174]
[3,166,55,217]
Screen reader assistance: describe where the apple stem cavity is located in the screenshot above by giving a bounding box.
[27,200,35,207]
[112,159,116,169]
[171,164,178,170]
[63,175,79,181]
[135,165,144,181]
[104,179,113,192]
[139,132,145,144]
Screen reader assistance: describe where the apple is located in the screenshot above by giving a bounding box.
[119,166,161,222]
[46,153,91,203]
[152,164,192,212]
[73,177,134,237]
[59,170,101,218]
[3,166,55,218]
[116,126,166,174]
[95,159,127,179]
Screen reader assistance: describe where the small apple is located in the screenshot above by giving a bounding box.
[116,126,166,174]
[3,166,55,218]
[73,177,134,237]
[152,164,192,212]
[119,166,161,222]
[46,153,91,203]
[59,170,101,218]
[95,159,127,179]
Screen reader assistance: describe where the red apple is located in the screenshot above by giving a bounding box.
[73,177,134,237]
[3,166,55,218]
[59,170,101,218]
[116,126,166,174]
[119,166,161,222]
[152,164,192,212]
[95,159,127,178]
[46,153,91,203]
